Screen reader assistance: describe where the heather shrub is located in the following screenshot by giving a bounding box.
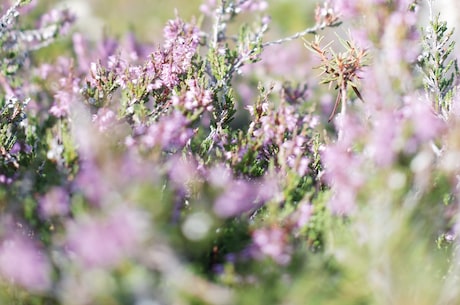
[1,0,460,304]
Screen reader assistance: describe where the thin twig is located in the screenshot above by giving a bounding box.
[262,21,341,48]
[340,82,347,116]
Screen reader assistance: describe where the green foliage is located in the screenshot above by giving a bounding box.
[419,9,459,116]
[3,1,460,305]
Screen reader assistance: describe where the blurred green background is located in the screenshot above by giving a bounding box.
[38,0,316,42]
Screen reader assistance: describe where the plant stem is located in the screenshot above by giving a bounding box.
[341,82,347,116]
[262,22,340,48]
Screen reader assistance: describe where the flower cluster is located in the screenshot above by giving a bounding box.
[2,0,460,304]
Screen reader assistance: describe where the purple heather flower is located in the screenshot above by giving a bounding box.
[49,58,81,118]
[140,111,194,151]
[159,63,180,88]
[282,137,310,177]
[214,180,260,218]
[168,155,200,193]
[322,143,363,215]
[49,98,69,118]
[239,0,268,12]
[147,17,200,89]
[328,190,357,215]
[66,206,149,268]
[297,157,310,177]
[96,36,120,64]
[349,28,373,49]
[296,202,313,228]
[332,0,360,19]
[172,78,213,112]
[123,31,149,61]
[116,63,146,90]
[252,227,291,265]
[322,144,362,189]
[37,63,53,79]
[382,11,419,69]
[73,32,136,77]
[408,99,445,142]
[39,187,70,218]
[258,175,281,202]
[92,108,117,132]
[9,142,21,155]
[75,161,111,205]
[125,65,143,85]
[367,110,400,167]
[246,42,312,80]
[334,113,365,148]
[252,116,274,145]
[251,102,301,146]
[39,7,75,35]
[114,152,160,186]
[282,105,299,132]
[0,235,51,292]
[208,164,233,188]
[72,33,90,71]
[163,17,199,47]
[0,175,13,185]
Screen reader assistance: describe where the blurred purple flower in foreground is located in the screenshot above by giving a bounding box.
[214,180,260,218]
[39,187,70,218]
[252,226,291,265]
[0,235,51,292]
[66,206,149,268]
[295,202,313,229]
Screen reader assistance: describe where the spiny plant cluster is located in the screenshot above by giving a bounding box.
[1,0,460,304]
